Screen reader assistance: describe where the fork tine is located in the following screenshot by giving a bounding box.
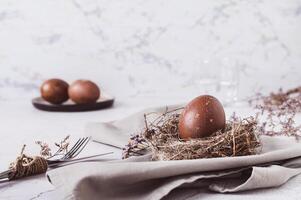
[59,138,84,160]
[46,136,78,159]
[68,137,91,159]
[61,137,85,160]
[64,137,90,159]
[59,137,83,158]
[62,137,90,160]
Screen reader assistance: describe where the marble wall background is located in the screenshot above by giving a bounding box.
[0,0,300,102]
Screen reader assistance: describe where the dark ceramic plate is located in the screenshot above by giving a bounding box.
[32,93,114,112]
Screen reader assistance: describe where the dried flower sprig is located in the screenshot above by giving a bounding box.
[122,134,149,159]
[249,87,301,138]
[35,135,70,158]
[54,135,70,154]
[35,141,52,157]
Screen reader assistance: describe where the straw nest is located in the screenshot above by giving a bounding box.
[123,108,262,161]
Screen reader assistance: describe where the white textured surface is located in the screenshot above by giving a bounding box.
[0,0,301,101]
[0,0,301,199]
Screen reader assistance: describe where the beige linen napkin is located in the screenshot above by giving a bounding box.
[47,105,301,200]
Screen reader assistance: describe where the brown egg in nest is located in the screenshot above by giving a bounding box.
[40,79,69,104]
[68,80,100,104]
[178,95,226,139]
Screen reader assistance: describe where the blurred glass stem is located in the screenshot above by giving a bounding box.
[217,57,240,106]
[194,59,219,95]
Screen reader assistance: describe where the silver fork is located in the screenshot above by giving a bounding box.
[0,137,110,180]
[47,137,91,166]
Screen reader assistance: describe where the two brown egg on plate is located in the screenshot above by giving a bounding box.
[41,78,225,137]
[41,79,101,105]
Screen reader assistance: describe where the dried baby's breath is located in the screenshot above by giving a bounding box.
[35,141,52,157]
[35,135,70,158]
[54,135,70,154]
[249,87,301,138]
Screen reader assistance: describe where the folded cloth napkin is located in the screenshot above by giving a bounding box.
[47,105,301,200]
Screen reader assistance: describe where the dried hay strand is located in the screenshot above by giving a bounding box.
[123,108,262,161]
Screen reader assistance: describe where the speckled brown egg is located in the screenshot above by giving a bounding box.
[68,80,100,104]
[178,95,226,139]
[40,79,69,104]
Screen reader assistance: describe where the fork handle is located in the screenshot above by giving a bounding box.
[48,152,113,167]
[0,169,11,180]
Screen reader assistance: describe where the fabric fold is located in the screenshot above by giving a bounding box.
[47,105,301,199]
[47,158,301,200]
[210,165,301,193]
